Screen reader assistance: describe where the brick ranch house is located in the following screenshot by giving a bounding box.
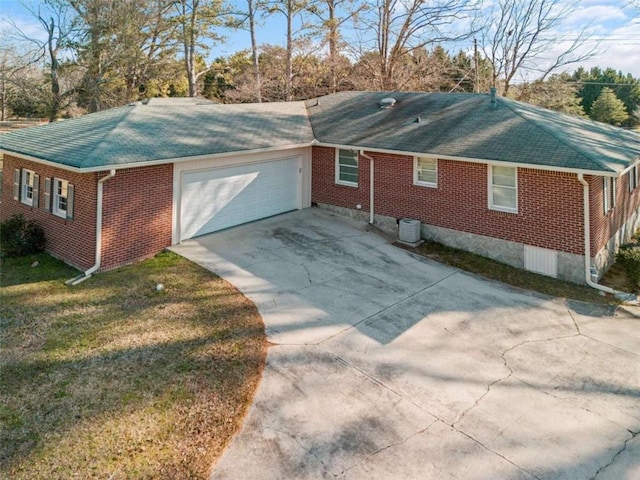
[1,92,640,287]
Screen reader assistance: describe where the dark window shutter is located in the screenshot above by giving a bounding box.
[32,174,40,207]
[66,184,75,220]
[13,169,20,200]
[44,178,51,211]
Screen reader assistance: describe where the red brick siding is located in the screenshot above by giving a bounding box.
[312,147,585,255]
[100,164,173,271]
[1,155,97,270]
[312,146,372,211]
[590,173,640,255]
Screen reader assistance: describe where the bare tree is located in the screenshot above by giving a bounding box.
[236,0,264,102]
[481,0,597,96]
[353,0,478,91]
[0,41,32,120]
[9,0,77,120]
[266,0,315,101]
[309,0,366,93]
[69,0,182,110]
[175,0,229,97]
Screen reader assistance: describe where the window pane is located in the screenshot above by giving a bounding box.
[53,179,69,215]
[339,155,358,167]
[339,150,358,163]
[338,149,358,184]
[493,186,516,209]
[340,165,358,182]
[417,158,436,184]
[340,172,358,183]
[492,166,516,187]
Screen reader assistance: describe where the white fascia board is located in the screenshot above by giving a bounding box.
[1,149,85,173]
[314,142,620,178]
[1,142,314,174]
[617,157,640,176]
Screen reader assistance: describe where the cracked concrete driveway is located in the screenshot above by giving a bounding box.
[170,209,640,480]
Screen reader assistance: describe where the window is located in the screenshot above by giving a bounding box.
[414,157,437,187]
[53,178,68,218]
[17,169,38,207]
[336,149,359,186]
[629,167,638,192]
[489,165,517,212]
[45,177,74,220]
[603,177,616,213]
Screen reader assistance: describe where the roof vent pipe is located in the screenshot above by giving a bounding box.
[379,97,396,109]
[490,87,497,108]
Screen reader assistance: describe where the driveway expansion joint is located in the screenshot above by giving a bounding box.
[450,425,541,480]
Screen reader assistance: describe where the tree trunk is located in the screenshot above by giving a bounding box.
[1,75,6,121]
[327,0,337,93]
[183,0,199,97]
[248,0,262,102]
[46,17,61,121]
[285,1,293,101]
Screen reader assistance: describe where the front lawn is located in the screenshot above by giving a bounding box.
[0,252,266,479]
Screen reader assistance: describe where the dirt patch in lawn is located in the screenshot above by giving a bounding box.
[0,251,266,479]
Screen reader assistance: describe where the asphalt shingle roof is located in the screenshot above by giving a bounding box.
[2,92,639,174]
[306,91,640,174]
[0,100,313,169]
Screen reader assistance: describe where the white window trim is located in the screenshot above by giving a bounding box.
[21,169,35,207]
[488,165,518,213]
[604,177,616,213]
[52,177,69,218]
[335,148,359,187]
[414,157,437,188]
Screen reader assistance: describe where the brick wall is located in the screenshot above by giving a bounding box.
[590,172,640,255]
[100,164,173,271]
[1,155,98,270]
[312,146,585,255]
[2,156,174,272]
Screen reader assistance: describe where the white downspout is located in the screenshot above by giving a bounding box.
[66,169,116,285]
[577,173,616,294]
[360,150,375,224]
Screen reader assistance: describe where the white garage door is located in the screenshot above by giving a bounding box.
[180,157,299,240]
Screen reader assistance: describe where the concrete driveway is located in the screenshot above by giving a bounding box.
[170,209,640,480]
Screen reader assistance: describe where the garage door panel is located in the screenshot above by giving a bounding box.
[180,157,298,240]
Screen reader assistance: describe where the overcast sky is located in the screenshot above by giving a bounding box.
[1,0,639,80]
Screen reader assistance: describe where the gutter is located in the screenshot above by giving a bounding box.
[66,169,116,285]
[315,142,620,178]
[0,142,314,174]
[577,174,616,295]
[360,150,375,224]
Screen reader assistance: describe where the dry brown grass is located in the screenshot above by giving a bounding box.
[405,241,616,304]
[0,251,266,479]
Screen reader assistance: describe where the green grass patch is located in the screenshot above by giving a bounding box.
[407,241,615,304]
[0,251,266,479]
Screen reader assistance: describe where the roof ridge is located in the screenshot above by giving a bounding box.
[86,104,138,167]
[498,97,614,172]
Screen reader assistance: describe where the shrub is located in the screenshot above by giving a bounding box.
[616,243,640,286]
[0,214,46,257]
